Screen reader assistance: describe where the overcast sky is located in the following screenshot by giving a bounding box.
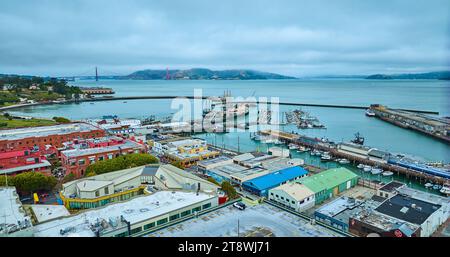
[1,0,449,77]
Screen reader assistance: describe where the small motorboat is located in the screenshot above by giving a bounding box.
[339,159,350,164]
[311,150,321,156]
[363,165,372,172]
[321,154,332,161]
[357,164,365,169]
[371,168,383,175]
[424,183,434,189]
[365,109,376,117]
[440,184,450,196]
[288,143,298,150]
[382,171,394,176]
[432,184,442,190]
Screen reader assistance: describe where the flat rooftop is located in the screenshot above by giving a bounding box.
[31,205,70,224]
[375,194,442,225]
[197,156,232,167]
[33,191,214,237]
[0,187,32,228]
[0,123,100,141]
[61,140,143,158]
[316,196,363,218]
[147,203,342,237]
[379,181,406,193]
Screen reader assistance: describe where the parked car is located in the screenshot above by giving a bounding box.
[233,202,246,210]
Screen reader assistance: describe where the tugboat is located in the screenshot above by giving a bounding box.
[351,132,365,145]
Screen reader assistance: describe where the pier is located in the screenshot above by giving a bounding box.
[258,129,449,185]
[0,95,439,115]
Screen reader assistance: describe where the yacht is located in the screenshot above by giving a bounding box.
[382,171,394,176]
[371,168,383,175]
[424,182,434,189]
[339,159,350,164]
[321,154,332,161]
[288,143,299,150]
[363,165,372,172]
[357,163,365,169]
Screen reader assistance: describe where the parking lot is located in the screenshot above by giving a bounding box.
[146,203,342,237]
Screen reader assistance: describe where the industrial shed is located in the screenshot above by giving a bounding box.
[296,167,359,204]
[242,166,308,196]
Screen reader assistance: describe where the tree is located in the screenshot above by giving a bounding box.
[62,173,75,183]
[221,181,238,199]
[53,116,71,123]
[5,172,57,193]
[85,153,159,176]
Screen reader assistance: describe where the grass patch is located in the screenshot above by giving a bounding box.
[0,115,57,129]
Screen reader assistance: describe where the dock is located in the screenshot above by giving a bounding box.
[370,104,450,144]
[258,129,449,185]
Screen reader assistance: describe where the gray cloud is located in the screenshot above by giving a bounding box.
[0,0,449,76]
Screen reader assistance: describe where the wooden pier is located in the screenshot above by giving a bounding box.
[258,129,449,185]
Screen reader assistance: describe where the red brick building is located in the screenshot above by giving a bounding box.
[0,149,52,176]
[0,123,105,152]
[60,136,147,178]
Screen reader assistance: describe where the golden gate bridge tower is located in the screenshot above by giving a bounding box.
[166,67,171,80]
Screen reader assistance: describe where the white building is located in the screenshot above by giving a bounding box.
[33,191,218,237]
[268,147,290,158]
[0,187,33,237]
[268,183,315,212]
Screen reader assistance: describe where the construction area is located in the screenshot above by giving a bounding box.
[146,203,342,237]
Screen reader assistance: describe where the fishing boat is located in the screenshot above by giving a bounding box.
[382,171,394,176]
[424,182,434,189]
[357,164,365,169]
[365,109,376,117]
[339,159,350,164]
[440,183,450,196]
[363,165,372,172]
[321,154,332,161]
[351,132,365,145]
[371,168,383,175]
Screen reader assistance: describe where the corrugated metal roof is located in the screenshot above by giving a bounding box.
[296,167,358,193]
[242,166,308,191]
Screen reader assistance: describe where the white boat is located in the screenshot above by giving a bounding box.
[382,171,394,176]
[357,164,365,169]
[424,183,434,189]
[339,159,350,164]
[296,146,307,152]
[365,109,376,117]
[288,143,299,150]
[363,165,372,172]
[432,185,441,190]
[311,150,321,156]
[440,184,450,196]
[321,154,332,161]
[371,168,383,175]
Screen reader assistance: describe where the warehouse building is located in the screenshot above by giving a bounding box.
[34,191,218,237]
[268,183,315,212]
[197,156,233,173]
[0,123,105,152]
[242,166,308,196]
[313,196,365,231]
[374,194,446,237]
[295,167,359,204]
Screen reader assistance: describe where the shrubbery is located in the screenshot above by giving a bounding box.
[0,172,57,193]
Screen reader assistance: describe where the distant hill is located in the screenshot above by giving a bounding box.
[366,71,450,80]
[120,68,296,80]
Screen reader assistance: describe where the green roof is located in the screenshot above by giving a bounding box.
[295,167,358,193]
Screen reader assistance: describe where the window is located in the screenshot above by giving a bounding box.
[202,203,211,209]
[98,156,104,161]
[169,214,180,221]
[292,200,295,204]
[192,206,201,213]
[180,210,191,217]
[144,222,155,230]
[95,190,99,197]
[115,232,127,237]
[108,154,113,159]
[130,227,142,235]
[78,159,86,165]
[104,187,109,195]
[281,197,284,200]
[270,192,274,196]
[157,218,168,226]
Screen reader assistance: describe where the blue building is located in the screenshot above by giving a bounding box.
[242,166,308,196]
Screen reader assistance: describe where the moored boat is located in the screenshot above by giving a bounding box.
[363,165,372,172]
[365,109,376,117]
[357,163,365,169]
[382,171,394,176]
[424,182,434,189]
[339,159,350,164]
[371,168,383,175]
[440,184,450,196]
